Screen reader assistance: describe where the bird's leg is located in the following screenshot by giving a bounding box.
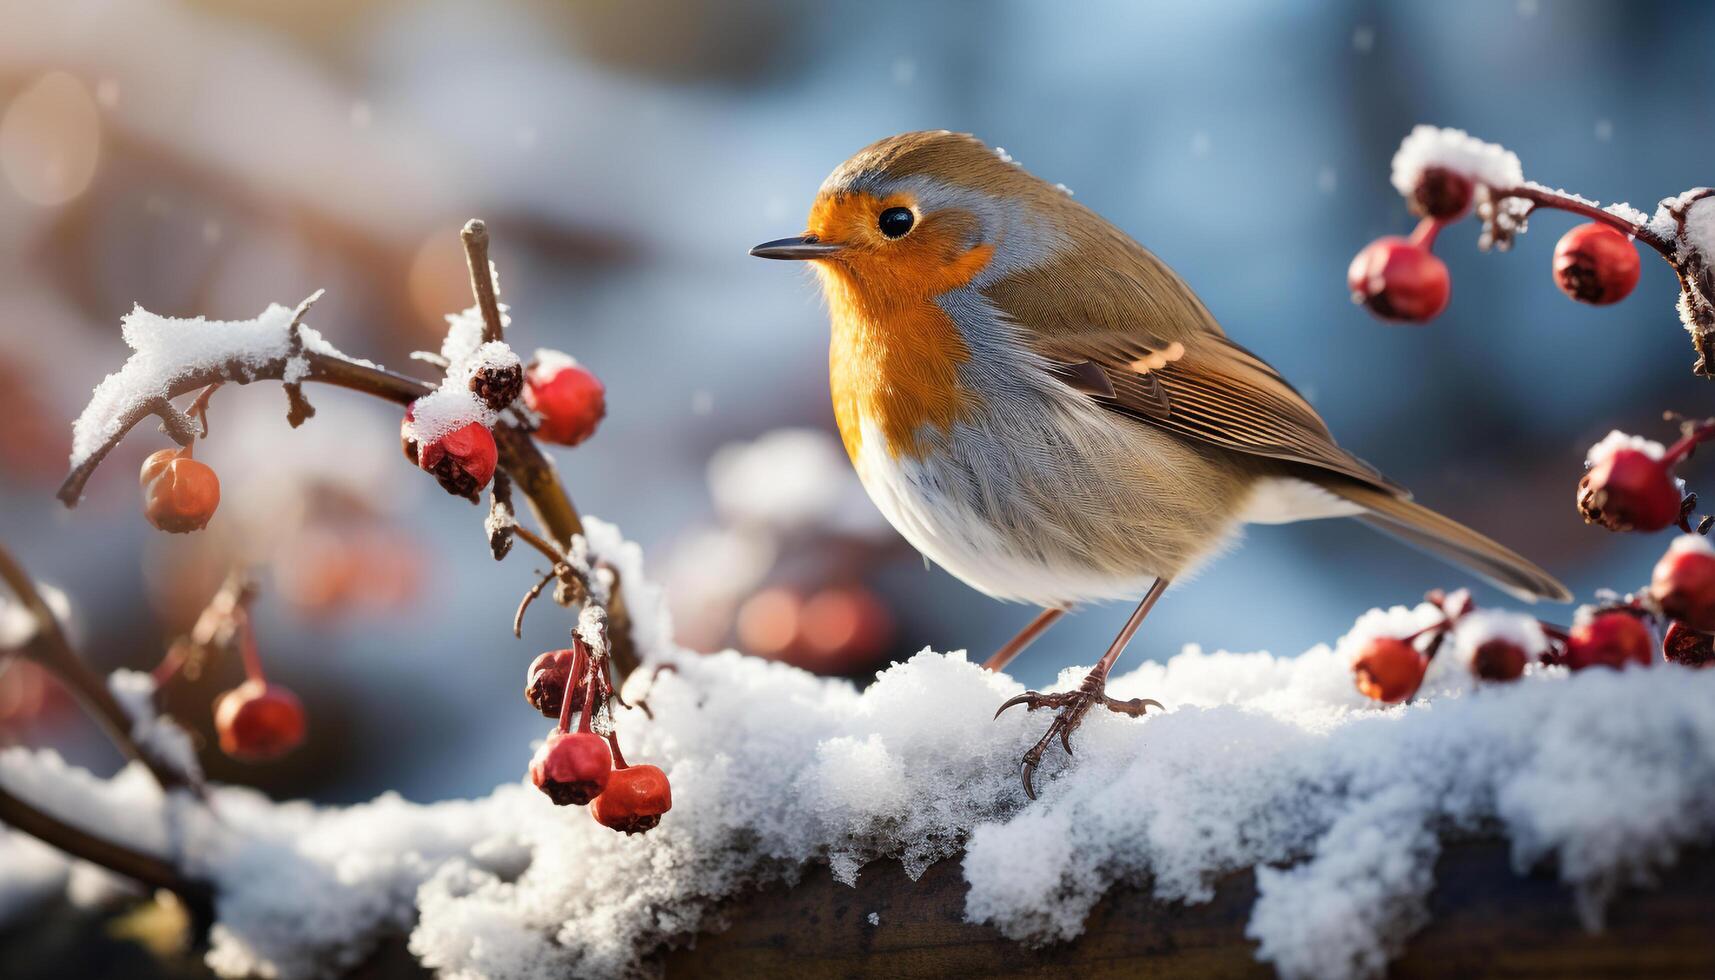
[981,606,1068,672]
[994,579,1169,798]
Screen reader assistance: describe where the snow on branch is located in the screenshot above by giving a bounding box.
[3,574,1712,980]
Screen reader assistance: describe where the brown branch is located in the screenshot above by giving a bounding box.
[55,311,642,676]
[514,568,557,639]
[0,781,213,923]
[462,219,506,345]
[0,541,187,791]
[1493,184,1676,258]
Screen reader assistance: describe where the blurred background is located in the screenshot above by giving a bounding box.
[0,0,1710,805]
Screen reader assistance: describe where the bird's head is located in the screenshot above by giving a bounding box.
[751,131,1070,306]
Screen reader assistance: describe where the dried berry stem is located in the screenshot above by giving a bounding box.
[187,382,222,439]
[0,540,186,791]
[514,568,558,639]
[1662,419,1715,466]
[604,730,630,770]
[1409,217,1442,249]
[461,220,506,346]
[237,612,266,684]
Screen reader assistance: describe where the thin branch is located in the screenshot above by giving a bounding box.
[462,219,506,345]
[0,541,186,791]
[514,568,557,639]
[0,781,212,922]
[1494,184,1676,258]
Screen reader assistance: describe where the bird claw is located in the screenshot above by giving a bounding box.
[998,679,1163,800]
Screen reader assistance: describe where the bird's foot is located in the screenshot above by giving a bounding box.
[994,670,1163,799]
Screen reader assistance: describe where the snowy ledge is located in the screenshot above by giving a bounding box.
[2,589,1713,980]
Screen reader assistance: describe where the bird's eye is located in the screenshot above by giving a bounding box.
[878,207,915,239]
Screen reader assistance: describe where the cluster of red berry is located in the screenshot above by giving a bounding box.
[1354,530,1715,703]
[401,356,606,502]
[1349,166,1641,325]
[524,640,671,834]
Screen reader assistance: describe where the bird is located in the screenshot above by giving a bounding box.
[751,131,1568,797]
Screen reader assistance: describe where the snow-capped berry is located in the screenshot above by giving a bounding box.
[139,448,220,533]
[214,679,306,761]
[417,418,497,502]
[469,361,524,412]
[1347,237,1450,323]
[590,764,672,834]
[524,358,605,446]
[525,645,589,720]
[1408,166,1474,221]
[1564,612,1654,671]
[1661,621,1715,668]
[1553,223,1640,305]
[1352,636,1427,703]
[1468,639,1528,682]
[1650,537,1715,631]
[530,730,611,806]
[1577,447,1682,532]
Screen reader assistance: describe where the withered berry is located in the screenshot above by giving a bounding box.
[530,730,611,806]
[525,645,589,720]
[140,448,220,533]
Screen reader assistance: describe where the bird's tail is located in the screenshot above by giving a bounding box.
[1323,481,1571,603]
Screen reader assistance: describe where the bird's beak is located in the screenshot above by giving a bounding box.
[749,235,844,260]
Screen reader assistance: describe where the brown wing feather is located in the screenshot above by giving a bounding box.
[982,231,1405,496]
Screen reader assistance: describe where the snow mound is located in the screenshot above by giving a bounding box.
[3,586,1713,979]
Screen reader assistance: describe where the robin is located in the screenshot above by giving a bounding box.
[751,131,1567,796]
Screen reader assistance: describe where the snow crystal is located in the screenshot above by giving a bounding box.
[406,326,521,445]
[867,911,880,925]
[1390,125,1523,197]
[1586,429,1666,465]
[1604,202,1650,227]
[108,669,203,784]
[706,429,889,538]
[4,523,1715,980]
[69,298,375,469]
[1682,195,1715,261]
[439,305,512,372]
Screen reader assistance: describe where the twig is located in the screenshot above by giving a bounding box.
[0,781,212,923]
[0,541,186,791]
[514,568,558,638]
[461,220,506,345]
[1494,184,1676,258]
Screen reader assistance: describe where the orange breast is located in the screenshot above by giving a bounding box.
[821,244,994,463]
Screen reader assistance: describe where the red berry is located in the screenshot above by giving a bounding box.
[1553,223,1640,305]
[591,764,672,834]
[1577,448,1682,532]
[1348,237,1450,323]
[1469,639,1528,682]
[1408,167,1474,221]
[411,412,497,502]
[1352,636,1427,703]
[530,730,611,806]
[524,359,606,446]
[524,645,589,719]
[1662,621,1715,668]
[1650,539,1715,631]
[214,679,306,761]
[140,448,220,533]
[1565,612,1654,671]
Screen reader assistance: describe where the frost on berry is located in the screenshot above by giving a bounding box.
[214,679,306,761]
[524,351,606,446]
[1577,432,1682,533]
[530,730,611,806]
[591,764,672,834]
[1662,621,1715,668]
[139,448,220,533]
[1351,636,1426,703]
[1565,611,1654,672]
[1650,535,1715,631]
[1347,237,1450,323]
[524,645,589,719]
[1553,223,1641,305]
